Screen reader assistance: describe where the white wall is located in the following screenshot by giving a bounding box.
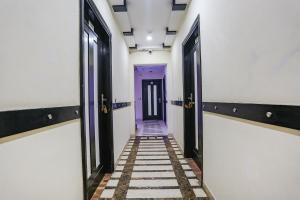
[0,0,132,199]
[93,0,132,163]
[129,51,173,134]
[171,0,300,199]
[0,0,83,200]
[0,0,80,111]
[0,121,83,200]
[203,114,300,200]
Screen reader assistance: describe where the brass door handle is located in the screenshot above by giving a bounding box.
[101,93,109,114]
[184,101,195,109]
[101,105,108,113]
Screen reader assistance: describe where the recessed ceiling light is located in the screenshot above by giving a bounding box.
[146,35,153,41]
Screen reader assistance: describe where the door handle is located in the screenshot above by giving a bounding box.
[101,93,109,114]
[184,102,194,109]
[184,93,194,109]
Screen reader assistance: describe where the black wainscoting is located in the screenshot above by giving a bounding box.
[171,100,183,106]
[112,102,131,110]
[203,102,300,130]
[0,106,80,138]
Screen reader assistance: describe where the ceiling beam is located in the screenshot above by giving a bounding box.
[172,0,187,11]
[166,27,177,35]
[112,0,127,12]
[123,28,134,36]
[129,44,138,50]
[163,43,171,49]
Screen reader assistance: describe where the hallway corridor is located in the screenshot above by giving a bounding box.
[1,0,300,199]
[94,136,207,199]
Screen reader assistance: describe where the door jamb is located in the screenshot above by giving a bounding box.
[163,75,167,124]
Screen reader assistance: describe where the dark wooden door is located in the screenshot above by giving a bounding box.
[183,17,203,170]
[82,1,114,199]
[142,79,163,120]
[83,22,113,198]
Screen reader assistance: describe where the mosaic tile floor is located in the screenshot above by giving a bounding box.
[94,135,208,200]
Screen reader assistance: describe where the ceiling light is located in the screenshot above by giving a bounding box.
[146,35,153,41]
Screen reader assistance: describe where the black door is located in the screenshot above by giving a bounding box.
[183,16,203,170]
[82,1,114,198]
[142,79,163,120]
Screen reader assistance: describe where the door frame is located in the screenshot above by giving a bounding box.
[182,15,203,171]
[133,64,168,128]
[163,75,167,124]
[142,79,163,121]
[80,0,114,199]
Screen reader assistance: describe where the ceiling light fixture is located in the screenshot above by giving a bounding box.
[146,35,152,41]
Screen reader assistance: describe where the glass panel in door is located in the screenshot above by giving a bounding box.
[83,26,102,179]
[153,85,157,116]
[83,31,92,178]
[193,50,198,150]
[147,85,152,116]
[93,37,100,167]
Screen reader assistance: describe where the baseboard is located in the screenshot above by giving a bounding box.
[203,182,216,200]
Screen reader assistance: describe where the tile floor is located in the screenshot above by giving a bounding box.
[136,120,168,136]
[93,135,208,200]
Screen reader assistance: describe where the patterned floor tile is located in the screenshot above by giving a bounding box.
[95,135,208,200]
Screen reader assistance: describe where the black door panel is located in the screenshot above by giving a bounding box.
[182,16,203,171]
[142,79,163,120]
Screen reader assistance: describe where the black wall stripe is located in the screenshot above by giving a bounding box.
[203,102,300,130]
[112,102,131,110]
[0,106,80,138]
[171,100,183,106]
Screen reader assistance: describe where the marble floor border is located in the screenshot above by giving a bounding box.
[164,137,196,199]
[112,138,140,199]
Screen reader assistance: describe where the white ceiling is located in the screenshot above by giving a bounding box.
[108,0,190,50]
